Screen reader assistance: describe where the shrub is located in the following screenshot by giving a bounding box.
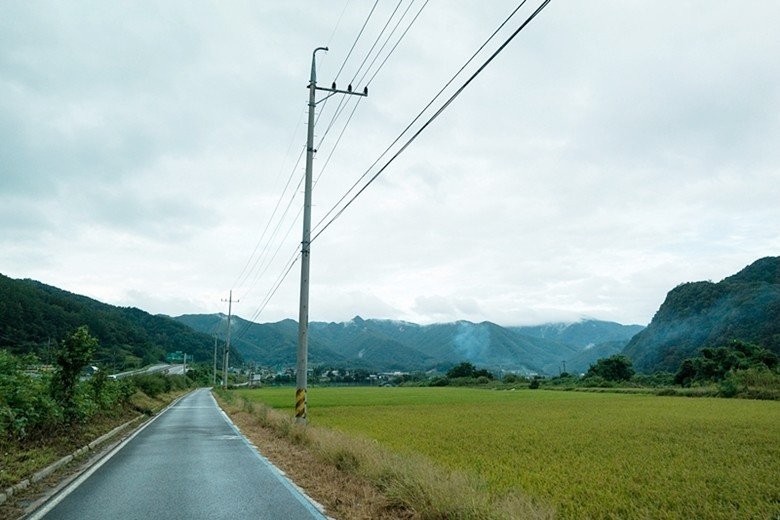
[586,355,635,382]
[50,326,98,421]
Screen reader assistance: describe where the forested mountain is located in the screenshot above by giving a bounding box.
[0,272,647,376]
[0,274,237,370]
[175,313,643,375]
[624,257,780,373]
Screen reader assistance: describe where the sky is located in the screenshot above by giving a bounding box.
[1,1,778,327]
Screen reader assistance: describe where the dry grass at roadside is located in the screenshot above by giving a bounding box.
[215,391,552,520]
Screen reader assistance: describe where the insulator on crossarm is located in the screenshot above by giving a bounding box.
[347,84,352,92]
[363,86,368,96]
[332,82,336,90]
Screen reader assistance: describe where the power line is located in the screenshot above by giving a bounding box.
[312,0,428,192]
[316,0,411,154]
[311,0,534,238]
[347,0,405,85]
[312,0,553,242]
[314,96,364,189]
[234,248,301,341]
[232,110,307,292]
[364,0,429,86]
[333,0,380,82]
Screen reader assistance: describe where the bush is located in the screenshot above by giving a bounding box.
[582,375,614,388]
[1,351,62,439]
[428,377,450,387]
[529,378,540,389]
[586,355,635,382]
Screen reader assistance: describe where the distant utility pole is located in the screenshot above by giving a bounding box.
[183,353,187,375]
[296,46,368,424]
[222,290,239,388]
[212,335,218,387]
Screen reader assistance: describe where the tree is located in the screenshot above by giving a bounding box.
[586,355,635,382]
[446,362,494,380]
[673,340,778,386]
[50,326,97,421]
[447,362,478,378]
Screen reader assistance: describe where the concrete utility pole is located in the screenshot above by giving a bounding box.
[212,335,218,387]
[222,290,238,388]
[296,46,368,424]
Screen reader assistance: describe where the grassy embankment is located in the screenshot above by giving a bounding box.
[236,386,780,519]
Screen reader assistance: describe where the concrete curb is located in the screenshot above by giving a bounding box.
[0,415,143,507]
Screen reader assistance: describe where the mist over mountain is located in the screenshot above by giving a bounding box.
[175,313,644,375]
[623,257,780,373]
[0,272,646,376]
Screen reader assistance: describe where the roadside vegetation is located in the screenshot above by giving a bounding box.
[0,325,206,490]
[235,386,780,519]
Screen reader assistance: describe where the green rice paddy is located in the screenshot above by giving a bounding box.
[237,387,780,519]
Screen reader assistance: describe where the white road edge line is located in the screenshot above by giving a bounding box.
[209,392,330,520]
[26,389,196,520]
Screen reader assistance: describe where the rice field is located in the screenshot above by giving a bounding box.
[237,387,780,519]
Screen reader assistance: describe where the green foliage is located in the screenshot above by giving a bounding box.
[528,378,541,389]
[503,373,520,383]
[50,326,97,421]
[624,256,780,373]
[0,351,61,439]
[1,333,195,441]
[446,362,494,379]
[129,373,189,399]
[585,355,635,382]
[0,273,232,371]
[674,340,778,387]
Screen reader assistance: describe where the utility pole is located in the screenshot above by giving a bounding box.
[212,335,218,387]
[222,290,238,388]
[296,46,368,424]
[183,352,187,376]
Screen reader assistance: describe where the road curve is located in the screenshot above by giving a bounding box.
[30,388,325,520]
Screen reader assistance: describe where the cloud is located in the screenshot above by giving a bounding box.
[1,1,779,328]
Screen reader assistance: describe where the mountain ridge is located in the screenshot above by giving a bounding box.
[175,313,643,375]
[623,256,780,373]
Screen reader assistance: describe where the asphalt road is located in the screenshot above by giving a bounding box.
[31,389,325,520]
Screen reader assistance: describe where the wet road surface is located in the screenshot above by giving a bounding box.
[31,388,325,520]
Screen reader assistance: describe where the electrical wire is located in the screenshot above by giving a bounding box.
[364,0,429,86]
[347,0,405,85]
[333,0,380,82]
[312,0,553,242]
[234,248,302,341]
[311,0,533,238]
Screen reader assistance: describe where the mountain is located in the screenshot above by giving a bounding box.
[175,313,643,375]
[509,320,644,374]
[0,274,238,369]
[623,257,780,373]
[511,320,645,349]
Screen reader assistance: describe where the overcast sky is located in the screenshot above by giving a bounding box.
[2,1,778,327]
